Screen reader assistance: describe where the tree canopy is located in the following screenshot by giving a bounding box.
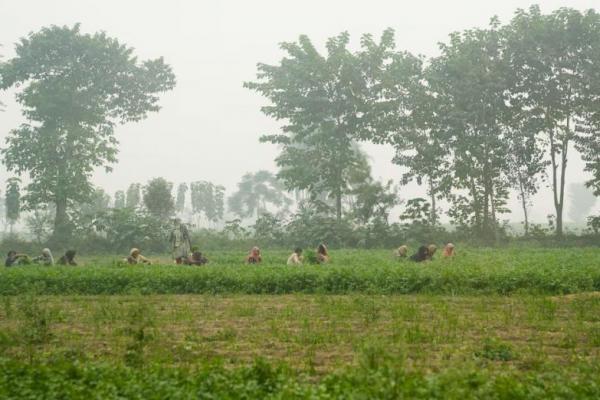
[0,24,176,241]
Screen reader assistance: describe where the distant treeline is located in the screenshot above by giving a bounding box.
[3,7,600,248]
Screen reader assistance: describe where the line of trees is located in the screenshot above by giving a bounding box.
[3,8,600,248]
[246,5,600,241]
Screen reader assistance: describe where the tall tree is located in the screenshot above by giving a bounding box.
[505,6,600,236]
[5,178,21,233]
[78,187,111,217]
[428,21,511,240]
[246,32,379,221]
[113,190,126,209]
[126,183,142,209]
[228,171,290,219]
[0,24,176,240]
[175,183,188,213]
[143,178,175,220]
[505,119,547,236]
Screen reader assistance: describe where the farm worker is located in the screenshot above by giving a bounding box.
[169,218,192,264]
[427,244,437,260]
[32,248,54,265]
[5,250,30,267]
[442,243,455,258]
[126,248,152,265]
[184,249,208,265]
[246,247,262,264]
[58,250,78,266]
[316,243,330,264]
[410,245,429,262]
[394,245,408,259]
[287,247,303,265]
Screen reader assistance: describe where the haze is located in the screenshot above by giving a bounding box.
[1,0,598,223]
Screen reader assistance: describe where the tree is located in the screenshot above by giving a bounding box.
[25,207,54,243]
[5,178,21,232]
[568,182,597,224]
[246,32,383,221]
[0,24,176,240]
[428,21,511,241]
[190,181,226,226]
[175,183,188,213]
[350,179,398,225]
[143,178,175,220]
[505,117,548,236]
[126,183,142,209]
[504,6,600,236]
[78,187,111,217]
[228,171,290,219]
[114,190,126,209]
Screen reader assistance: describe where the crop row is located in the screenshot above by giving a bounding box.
[1,248,599,295]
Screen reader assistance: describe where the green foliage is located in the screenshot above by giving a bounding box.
[25,206,54,243]
[227,171,290,219]
[126,183,142,209]
[1,248,600,295]
[475,338,515,362]
[175,183,188,213]
[90,207,169,253]
[113,190,126,209]
[0,25,175,239]
[143,178,175,221]
[190,181,225,223]
[246,31,395,221]
[1,357,600,399]
[5,178,21,231]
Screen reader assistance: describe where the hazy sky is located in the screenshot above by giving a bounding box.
[1,0,599,224]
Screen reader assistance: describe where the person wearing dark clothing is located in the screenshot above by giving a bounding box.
[5,250,29,267]
[410,245,430,262]
[185,251,208,266]
[58,250,78,266]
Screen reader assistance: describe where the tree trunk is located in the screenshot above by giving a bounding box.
[549,110,570,238]
[429,179,437,226]
[518,177,529,236]
[335,187,342,222]
[53,195,69,242]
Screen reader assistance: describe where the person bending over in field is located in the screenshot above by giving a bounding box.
[427,244,437,260]
[394,245,408,259]
[316,244,330,264]
[185,248,208,266]
[410,245,429,262]
[32,248,54,266]
[442,243,455,258]
[5,250,30,267]
[58,250,78,266]
[246,247,262,264]
[287,247,303,265]
[126,248,152,265]
[169,218,192,265]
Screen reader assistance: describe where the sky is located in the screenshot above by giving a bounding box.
[1,0,600,225]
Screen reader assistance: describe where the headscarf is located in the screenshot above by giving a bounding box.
[443,243,455,257]
[250,246,260,257]
[428,244,437,258]
[317,244,328,256]
[396,245,408,257]
[42,248,54,264]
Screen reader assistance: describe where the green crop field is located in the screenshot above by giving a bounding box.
[2,248,600,398]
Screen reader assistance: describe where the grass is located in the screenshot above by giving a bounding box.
[2,248,600,398]
[1,293,600,372]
